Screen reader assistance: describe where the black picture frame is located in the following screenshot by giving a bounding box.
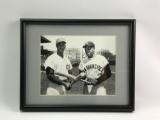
[20,19,136,112]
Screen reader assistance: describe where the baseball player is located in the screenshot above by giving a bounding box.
[70,41,111,95]
[44,38,72,95]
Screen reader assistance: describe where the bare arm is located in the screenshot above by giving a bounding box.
[69,70,86,87]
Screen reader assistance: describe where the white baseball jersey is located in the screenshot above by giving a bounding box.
[79,54,108,79]
[45,53,72,80]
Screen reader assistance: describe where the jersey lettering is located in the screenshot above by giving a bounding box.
[84,64,103,72]
[78,55,108,79]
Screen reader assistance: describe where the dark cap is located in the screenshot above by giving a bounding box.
[56,38,66,45]
[83,41,95,48]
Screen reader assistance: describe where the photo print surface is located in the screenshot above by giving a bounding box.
[40,35,116,96]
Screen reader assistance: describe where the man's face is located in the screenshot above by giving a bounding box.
[56,42,66,53]
[84,46,95,58]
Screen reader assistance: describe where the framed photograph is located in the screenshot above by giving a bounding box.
[20,19,136,112]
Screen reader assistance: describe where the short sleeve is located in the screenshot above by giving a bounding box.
[44,56,55,70]
[101,56,109,68]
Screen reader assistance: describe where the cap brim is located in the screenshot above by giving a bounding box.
[83,45,95,48]
[57,41,66,44]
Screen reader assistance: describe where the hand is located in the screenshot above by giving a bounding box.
[87,77,98,86]
[68,81,75,88]
[80,72,86,78]
[66,85,72,90]
[69,73,85,87]
[91,79,98,85]
[68,78,73,83]
[62,82,71,90]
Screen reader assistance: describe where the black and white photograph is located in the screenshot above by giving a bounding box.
[40,35,116,96]
[20,19,135,111]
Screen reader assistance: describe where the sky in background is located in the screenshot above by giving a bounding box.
[41,35,116,55]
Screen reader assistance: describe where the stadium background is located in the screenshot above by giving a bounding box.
[40,36,116,95]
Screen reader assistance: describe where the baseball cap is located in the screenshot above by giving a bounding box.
[83,41,95,48]
[56,38,66,45]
